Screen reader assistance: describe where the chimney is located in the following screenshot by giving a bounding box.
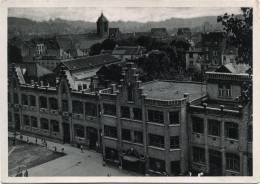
[40,80,44,86]
[184,93,190,101]
[111,84,116,94]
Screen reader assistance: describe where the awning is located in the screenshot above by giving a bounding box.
[123,155,139,162]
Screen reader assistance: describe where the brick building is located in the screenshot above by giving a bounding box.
[8,61,252,176]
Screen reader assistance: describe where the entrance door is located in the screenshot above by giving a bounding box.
[87,127,98,149]
[14,113,20,131]
[209,149,222,176]
[63,123,70,143]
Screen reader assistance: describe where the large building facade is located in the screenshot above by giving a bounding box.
[8,61,252,176]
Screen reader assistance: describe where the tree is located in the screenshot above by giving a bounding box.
[89,43,102,56]
[101,39,116,50]
[96,64,123,86]
[217,8,252,66]
[8,44,23,63]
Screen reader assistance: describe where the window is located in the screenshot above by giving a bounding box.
[31,116,38,127]
[225,122,238,139]
[83,84,87,89]
[104,125,117,138]
[149,157,166,172]
[85,102,97,116]
[74,124,85,138]
[103,103,116,116]
[127,85,134,101]
[122,129,131,141]
[169,111,180,124]
[121,106,130,118]
[208,119,221,136]
[23,115,30,126]
[72,100,83,114]
[193,146,205,163]
[149,134,164,148]
[51,120,59,132]
[218,84,231,97]
[8,111,12,122]
[49,97,58,110]
[189,53,193,58]
[40,118,49,130]
[78,85,82,91]
[29,95,36,106]
[213,50,218,56]
[192,117,204,133]
[226,153,240,172]
[21,94,28,105]
[170,136,180,149]
[8,92,11,103]
[248,157,252,176]
[171,161,181,175]
[39,96,47,108]
[62,100,68,112]
[133,108,142,120]
[133,131,143,143]
[14,93,19,104]
[148,110,164,124]
[248,125,252,142]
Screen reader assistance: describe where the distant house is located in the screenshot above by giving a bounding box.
[112,45,146,61]
[54,54,122,90]
[150,28,169,40]
[109,28,121,40]
[185,48,207,72]
[221,47,238,65]
[177,27,191,39]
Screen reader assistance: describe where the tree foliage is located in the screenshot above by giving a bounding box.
[217,8,252,66]
[96,64,123,86]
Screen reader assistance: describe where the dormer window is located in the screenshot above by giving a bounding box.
[127,84,134,102]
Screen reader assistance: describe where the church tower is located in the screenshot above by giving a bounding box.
[96,12,109,37]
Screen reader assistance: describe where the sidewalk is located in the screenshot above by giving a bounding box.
[8,132,138,176]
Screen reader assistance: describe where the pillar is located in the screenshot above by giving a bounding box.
[164,110,171,175]
[204,118,209,173]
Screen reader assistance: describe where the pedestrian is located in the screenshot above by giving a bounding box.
[80,145,84,153]
[61,148,64,153]
[26,137,29,143]
[24,169,28,177]
[45,142,47,148]
[35,138,37,144]
[54,146,57,152]
[20,134,23,140]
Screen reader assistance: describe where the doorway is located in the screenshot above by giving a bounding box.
[63,123,70,143]
[209,149,222,176]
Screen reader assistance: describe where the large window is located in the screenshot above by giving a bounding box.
[40,118,49,130]
[72,100,83,114]
[226,153,240,172]
[31,116,38,128]
[85,102,97,116]
[208,119,221,136]
[29,95,36,106]
[14,93,19,104]
[62,100,68,112]
[39,96,47,109]
[74,124,85,138]
[169,111,180,124]
[103,103,116,116]
[218,84,231,97]
[149,134,164,148]
[193,146,205,163]
[122,129,131,141]
[127,85,134,101]
[51,120,59,132]
[133,108,142,120]
[23,115,30,126]
[21,94,28,105]
[170,136,180,149]
[149,157,166,172]
[148,110,164,124]
[134,131,143,143]
[192,117,204,133]
[49,97,58,110]
[225,122,238,140]
[121,106,130,118]
[104,125,117,138]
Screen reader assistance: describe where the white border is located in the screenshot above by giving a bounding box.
[0,0,260,183]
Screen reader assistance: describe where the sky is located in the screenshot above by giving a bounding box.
[8,7,242,23]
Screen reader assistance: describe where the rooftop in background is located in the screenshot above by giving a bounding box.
[141,81,206,101]
[112,46,145,56]
[215,63,251,74]
[61,54,121,72]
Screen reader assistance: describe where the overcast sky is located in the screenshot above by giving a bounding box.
[8,7,242,22]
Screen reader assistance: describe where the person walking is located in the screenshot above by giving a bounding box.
[80,145,84,153]
[26,137,29,143]
[35,137,37,144]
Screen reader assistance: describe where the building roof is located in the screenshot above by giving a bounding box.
[17,62,53,78]
[97,13,108,23]
[112,46,144,56]
[151,28,168,37]
[61,54,121,72]
[141,81,206,101]
[215,63,251,74]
